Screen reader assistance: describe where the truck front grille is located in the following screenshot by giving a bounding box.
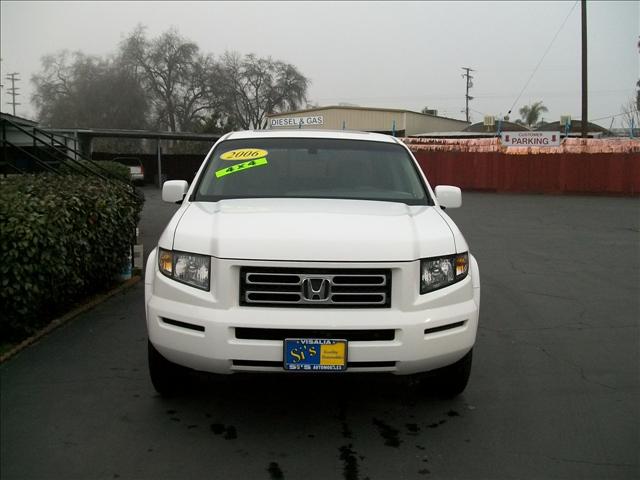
[239,267,391,308]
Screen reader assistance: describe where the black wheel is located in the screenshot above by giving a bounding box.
[434,349,473,397]
[411,349,473,398]
[148,340,188,396]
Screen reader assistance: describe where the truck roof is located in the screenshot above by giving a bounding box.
[223,129,400,144]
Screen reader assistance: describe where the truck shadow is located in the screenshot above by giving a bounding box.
[186,369,452,406]
[157,370,466,436]
[150,369,469,480]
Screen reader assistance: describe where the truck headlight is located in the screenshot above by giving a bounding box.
[420,252,468,294]
[158,248,210,291]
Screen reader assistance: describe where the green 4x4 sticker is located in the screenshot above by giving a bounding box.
[215,158,268,178]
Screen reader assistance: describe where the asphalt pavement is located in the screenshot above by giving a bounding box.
[1,187,638,480]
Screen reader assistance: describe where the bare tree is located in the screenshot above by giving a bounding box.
[120,26,213,132]
[218,52,309,129]
[32,51,148,129]
[31,27,311,135]
[620,97,639,130]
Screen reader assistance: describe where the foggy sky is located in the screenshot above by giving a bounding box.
[1,0,638,128]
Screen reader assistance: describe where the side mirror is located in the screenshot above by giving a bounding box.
[435,185,462,209]
[162,180,189,204]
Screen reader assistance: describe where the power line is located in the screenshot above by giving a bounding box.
[5,72,21,116]
[470,108,488,117]
[506,0,579,117]
[311,88,628,105]
[589,111,635,122]
[461,67,474,123]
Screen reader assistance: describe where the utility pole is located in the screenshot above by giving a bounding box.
[580,0,588,138]
[5,72,21,116]
[461,67,474,123]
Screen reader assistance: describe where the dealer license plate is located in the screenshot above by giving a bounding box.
[284,338,348,371]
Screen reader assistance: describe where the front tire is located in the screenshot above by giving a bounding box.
[434,349,473,397]
[148,340,188,396]
[412,349,473,397]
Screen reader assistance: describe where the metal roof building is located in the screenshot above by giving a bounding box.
[535,120,612,137]
[267,106,469,136]
[464,120,530,133]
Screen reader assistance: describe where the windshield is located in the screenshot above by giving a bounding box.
[194,138,432,205]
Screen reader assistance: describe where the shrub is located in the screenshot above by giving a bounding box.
[59,159,131,182]
[0,174,144,341]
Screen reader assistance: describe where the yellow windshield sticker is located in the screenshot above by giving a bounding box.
[215,158,268,178]
[220,148,268,161]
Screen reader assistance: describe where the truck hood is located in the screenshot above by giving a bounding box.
[169,198,458,262]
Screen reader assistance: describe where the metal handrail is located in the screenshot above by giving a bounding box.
[1,118,114,181]
[2,138,61,175]
[0,158,26,174]
[1,117,142,200]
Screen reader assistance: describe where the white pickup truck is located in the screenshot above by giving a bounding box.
[145,130,480,396]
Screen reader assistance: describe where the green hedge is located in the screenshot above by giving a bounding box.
[59,159,131,182]
[0,174,144,341]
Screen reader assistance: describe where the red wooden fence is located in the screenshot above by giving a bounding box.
[405,138,640,196]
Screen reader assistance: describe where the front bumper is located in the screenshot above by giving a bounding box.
[145,249,480,375]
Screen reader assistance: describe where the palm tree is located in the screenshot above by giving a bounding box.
[518,101,548,128]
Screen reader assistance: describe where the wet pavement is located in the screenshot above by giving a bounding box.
[1,187,638,479]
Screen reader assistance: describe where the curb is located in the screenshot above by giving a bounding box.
[0,276,142,364]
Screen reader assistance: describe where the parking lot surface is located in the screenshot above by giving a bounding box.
[1,187,638,479]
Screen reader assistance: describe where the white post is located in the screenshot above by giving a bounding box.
[156,138,162,188]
